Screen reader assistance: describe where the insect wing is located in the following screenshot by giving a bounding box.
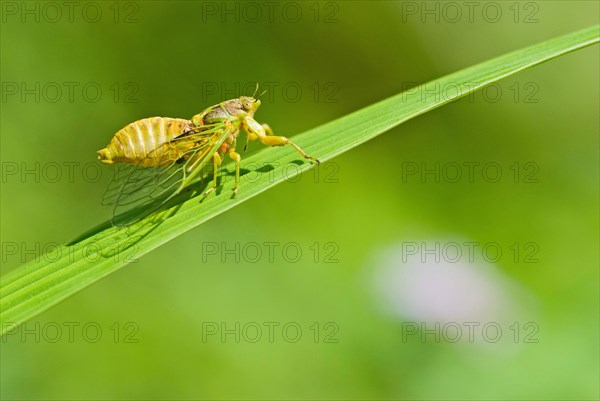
[103,124,231,226]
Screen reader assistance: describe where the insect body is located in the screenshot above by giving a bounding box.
[98,117,195,167]
[98,96,319,225]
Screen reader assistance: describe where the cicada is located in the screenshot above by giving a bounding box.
[98,95,319,225]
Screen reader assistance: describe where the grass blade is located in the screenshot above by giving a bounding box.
[1,25,598,334]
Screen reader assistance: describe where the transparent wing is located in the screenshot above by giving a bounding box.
[102,123,232,226]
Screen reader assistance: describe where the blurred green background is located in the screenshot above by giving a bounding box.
[1,1,598,400]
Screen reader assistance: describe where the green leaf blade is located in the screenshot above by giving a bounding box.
[1,25,598,334]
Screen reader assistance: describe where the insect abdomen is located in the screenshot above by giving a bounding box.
[98,117,193,166]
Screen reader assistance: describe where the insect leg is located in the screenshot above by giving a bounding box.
[202,152,222,196]
[262,124,274,136]
[228,148,241,198]
[246,118,320,163]
[243,124,258,152]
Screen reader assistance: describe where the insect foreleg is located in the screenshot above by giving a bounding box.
[245,118,320,163]
[262,123,274,136]
[243,130,258,152]
[202,152,222,196]
[228,148,241,198]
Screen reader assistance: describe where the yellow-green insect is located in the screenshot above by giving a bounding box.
[98,95,319,225]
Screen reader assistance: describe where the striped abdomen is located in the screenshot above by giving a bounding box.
[98,117,193,167]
